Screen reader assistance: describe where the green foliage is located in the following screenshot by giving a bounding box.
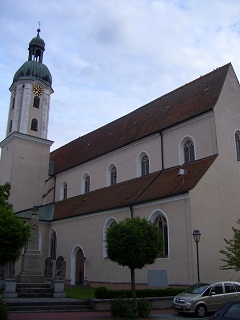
[106,217,162,270]
[111,299,135,319]
[94,286,185,299]
[0,183,11,208]
[220,219,240,271]
[94,286,110,299]
[64,287,95,300]
[0,298,9,320]
[0,183,31,265]
[137,299,151,318]
[111,298,150,319]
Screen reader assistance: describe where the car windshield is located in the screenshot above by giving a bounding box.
[184,283,210,294]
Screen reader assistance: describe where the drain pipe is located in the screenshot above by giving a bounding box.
[159,130,164,170]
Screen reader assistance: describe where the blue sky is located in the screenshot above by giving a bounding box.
[0,0,240,150]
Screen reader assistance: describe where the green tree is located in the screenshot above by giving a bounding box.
[220,219,240,271]
[0,183,30,265]
[106,217,162,317]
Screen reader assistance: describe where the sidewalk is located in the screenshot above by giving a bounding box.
[8,309,175,320]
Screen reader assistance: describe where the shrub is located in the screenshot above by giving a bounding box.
[94,286,185,299]
[137,299,151,318]
[111,298,150,318]
[0,298,9,320]
[111,299,135,318]
[94,286,109,299]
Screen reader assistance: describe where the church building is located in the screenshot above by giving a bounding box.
[1,30,240,287]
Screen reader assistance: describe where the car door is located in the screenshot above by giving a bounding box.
[208,283,226,312]
[224,283,239,302]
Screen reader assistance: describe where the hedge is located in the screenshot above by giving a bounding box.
[94,286,185,299]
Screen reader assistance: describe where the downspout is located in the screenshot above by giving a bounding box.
[53,174,56,203]
[130,204,133,218]
[159,130,164,170]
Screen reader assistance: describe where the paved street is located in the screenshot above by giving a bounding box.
[8,310,210,320]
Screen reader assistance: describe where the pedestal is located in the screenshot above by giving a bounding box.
[3,278,17,298]
[53,279,66,298]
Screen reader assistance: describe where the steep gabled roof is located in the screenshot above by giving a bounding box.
[53,155,217,221]
[50,63,231,174]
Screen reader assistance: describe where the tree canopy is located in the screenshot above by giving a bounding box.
[106,216,162,270]
[106,216,163,317]
[0,183,30,265]
[220,219,240,272]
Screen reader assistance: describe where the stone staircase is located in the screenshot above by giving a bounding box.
[6,299,93,313]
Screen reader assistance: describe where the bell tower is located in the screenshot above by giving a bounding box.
[0,29,54,211]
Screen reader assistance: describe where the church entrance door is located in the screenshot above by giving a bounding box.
[75,249,84,285]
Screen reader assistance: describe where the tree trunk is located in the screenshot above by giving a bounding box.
[130,267,138,318]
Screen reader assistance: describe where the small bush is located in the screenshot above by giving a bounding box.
[94,286,109,299]
[111,298,150,319]
[111,299,135,319]
[137,299,150,318]
[0,298,9,320]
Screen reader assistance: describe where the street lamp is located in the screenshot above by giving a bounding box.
[192,229,201,282]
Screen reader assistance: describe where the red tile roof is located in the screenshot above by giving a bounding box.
[53,155,217,221]
[50,63,230,174]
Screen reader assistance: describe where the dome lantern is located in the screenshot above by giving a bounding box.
[12,29,52,87]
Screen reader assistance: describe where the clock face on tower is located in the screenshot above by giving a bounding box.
[33,85,43,96]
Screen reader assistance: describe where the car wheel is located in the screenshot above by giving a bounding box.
[195,304,207,318]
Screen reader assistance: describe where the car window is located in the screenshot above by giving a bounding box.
[233,283,240,292]
[224,303,240,319]
[202,287,211,297]
[185,283,210,294]
[224,283,236,293]
[211,284,223,295]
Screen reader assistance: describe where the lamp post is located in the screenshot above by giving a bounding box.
[192,229,201,282]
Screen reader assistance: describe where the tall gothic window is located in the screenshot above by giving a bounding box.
[110,166,117,186]
[31,118,38,131]
[50,231,57,260]
[184,139,195,163]
[235,131,240,161]
[141,155,149,176]
[12,96,15,109]
[85,175,90,193]
[9,120,12,133]
[33,96,40,108]
[154,215,169,258]
[63,182,68,200]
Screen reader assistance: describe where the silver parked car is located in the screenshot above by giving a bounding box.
[172,281,240,318]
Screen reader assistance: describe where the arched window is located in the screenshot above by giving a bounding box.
[154,215,169,257]
[149,211,169,258]
[141,155,149,176]
[33,96,40,108]
[103,217,118,258]
[50,231,57,260]
[61,181,68,200]
[9,120,12,133]
[184,139,195,163]
[85,175,90,193]
[31,118,38,131]
[235,131,240,161]
[111,166,117,186]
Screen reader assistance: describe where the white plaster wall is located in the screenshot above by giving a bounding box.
[48,195,194,286]
[0,134,52,211]
[54,134,162,201]
[163,112,218,169]
[190,65,240,282]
